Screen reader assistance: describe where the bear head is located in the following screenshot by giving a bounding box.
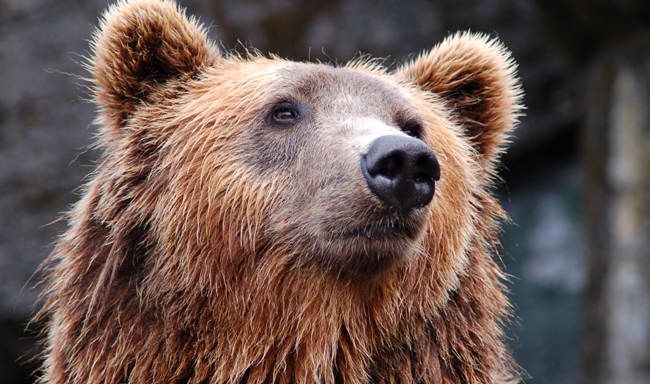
[38,0,523,383]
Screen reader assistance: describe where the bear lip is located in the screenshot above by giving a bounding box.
[341,222,413,239]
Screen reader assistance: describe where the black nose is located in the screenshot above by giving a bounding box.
[361,135,440,212]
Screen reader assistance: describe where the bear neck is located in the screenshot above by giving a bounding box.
[41,188,514,384]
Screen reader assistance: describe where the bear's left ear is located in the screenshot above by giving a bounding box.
[395,32,523,175]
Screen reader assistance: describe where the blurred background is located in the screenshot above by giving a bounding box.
[1,0,649,383]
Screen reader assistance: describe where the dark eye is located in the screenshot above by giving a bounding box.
[401,121,423,139]
[270,102,299,126]
[275,110,296,120]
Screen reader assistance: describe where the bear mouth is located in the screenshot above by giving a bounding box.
[342,222,413,239]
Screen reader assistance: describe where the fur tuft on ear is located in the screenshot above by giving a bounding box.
[396,32,523,175]
[89,0,219,127]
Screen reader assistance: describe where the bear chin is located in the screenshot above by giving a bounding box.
[307,211,429,277]
[323,241,419,277]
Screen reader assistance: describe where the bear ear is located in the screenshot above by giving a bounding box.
[395,32,523,175]
[89,0,219,127]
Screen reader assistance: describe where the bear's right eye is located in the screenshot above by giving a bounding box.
[270,102,300,126]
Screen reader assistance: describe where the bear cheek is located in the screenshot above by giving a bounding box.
[270,142,366,238]
[302,120,392,226]
[268,121,432,274]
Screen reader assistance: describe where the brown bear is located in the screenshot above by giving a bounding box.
[37,0,523,383]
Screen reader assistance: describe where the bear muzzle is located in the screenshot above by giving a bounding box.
[361,135,440,213]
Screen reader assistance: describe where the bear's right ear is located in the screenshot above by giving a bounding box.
[89,0,218,127]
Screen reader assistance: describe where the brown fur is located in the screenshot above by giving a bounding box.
[37,1,523,383]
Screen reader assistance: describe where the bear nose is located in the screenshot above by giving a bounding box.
[361,135,440,213]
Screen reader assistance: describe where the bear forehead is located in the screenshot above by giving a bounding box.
[268,63,422,119]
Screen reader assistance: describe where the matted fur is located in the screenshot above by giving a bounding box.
[37,1,524,383]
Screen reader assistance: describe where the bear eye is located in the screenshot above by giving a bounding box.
[276,110,295,120]
[401,121,423,139]
[270,102,299,126]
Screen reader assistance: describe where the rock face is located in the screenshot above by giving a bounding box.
[582,34,650,384]
[0,3,107,380]
[0,1,101,319]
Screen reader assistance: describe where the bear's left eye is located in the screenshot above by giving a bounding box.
[400,121,423,139]
[270,102,299,126]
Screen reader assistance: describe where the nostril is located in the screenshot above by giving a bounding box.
[413,172,428,183]
[415,154,441,181]
[369,152,404,179]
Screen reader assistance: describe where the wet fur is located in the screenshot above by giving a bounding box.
[37,0,523,383]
